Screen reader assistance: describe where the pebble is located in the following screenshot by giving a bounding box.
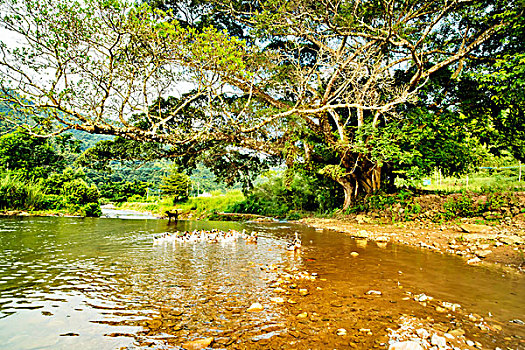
[350,251,359,257]
[270,297,285,303]
[435,306,446,313]
[297,312,308,318]
[366,290,382,295]
[388,341,424,350]
[336,328,347,336]
[247,302,264,312]
[448,329,465,337]
[415,294,432,302]
[467,257,482,265]
[182,337,214,350]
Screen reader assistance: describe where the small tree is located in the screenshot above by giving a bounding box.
[160,171,191,202]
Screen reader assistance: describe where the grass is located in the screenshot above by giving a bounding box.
[119,190,246,219]
[422,171,525,193]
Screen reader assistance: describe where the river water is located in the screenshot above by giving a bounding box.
[0,214,523,349]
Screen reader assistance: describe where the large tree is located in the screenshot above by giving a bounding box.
[0,0,521,209]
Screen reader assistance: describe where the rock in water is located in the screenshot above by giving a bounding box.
[182,337,214,350]
[388,341,424,350]
[350,251,359,257]
[467,257,482,265]
[247,302,264,312]
[336,328,347,336]
[366,290,382,295]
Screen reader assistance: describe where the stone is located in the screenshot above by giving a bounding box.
[491,324,502,331]
[376,236,390,242]
[356,215,372,224]
[442,302,461,311]
[350,251,360,257]
[475,249,492,258]
[298,288,309,296]
[366,290,382,295]
[388,341,424,350]
[416,328,430,339]
[448,329,465,337]
[182,337,214,350]
[499,236,523,245]
[296,312,308,318]
[355,230,369,238]
[459,224,491,233]
[336,328,347,336]
[270,297,285,303]
[467,257,482,265]
[247,302,264,312]
[435,306,447,313]
[432,324,449,333]
[415,294,431,302]
[431,334,447,348]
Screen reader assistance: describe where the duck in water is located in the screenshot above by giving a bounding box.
[245,231,258,244]
[287,232,301,253]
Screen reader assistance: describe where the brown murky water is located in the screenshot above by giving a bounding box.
[0,216,523,349]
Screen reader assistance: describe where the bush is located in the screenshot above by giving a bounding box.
[226,172,342,217]
[0,173,46,210]
[80,203,102,217]
[63,179,100,205]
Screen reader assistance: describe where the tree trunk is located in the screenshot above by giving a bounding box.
[333,161,384,211]
[335,177,355,211]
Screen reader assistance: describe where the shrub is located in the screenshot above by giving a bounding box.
[80,203,102,217]
[0,173,46,210]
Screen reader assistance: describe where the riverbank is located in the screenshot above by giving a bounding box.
[299,217,525,272]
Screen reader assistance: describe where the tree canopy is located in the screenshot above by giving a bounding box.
[0,0,523,208]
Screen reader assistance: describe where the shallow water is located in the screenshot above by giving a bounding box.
[0,216,523,349]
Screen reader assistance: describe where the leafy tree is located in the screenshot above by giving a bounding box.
[98,180,150,202]
[160,170,191,202]
[0,130,77,178]
[0,0,521,209]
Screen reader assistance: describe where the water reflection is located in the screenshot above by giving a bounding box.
[0,217,523,349]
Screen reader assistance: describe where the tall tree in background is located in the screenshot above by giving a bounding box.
[160,170,191,202]
[0,0,522,209]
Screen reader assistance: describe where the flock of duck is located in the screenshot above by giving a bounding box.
[153,229,302,252]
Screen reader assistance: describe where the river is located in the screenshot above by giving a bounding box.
[0,214,523,349]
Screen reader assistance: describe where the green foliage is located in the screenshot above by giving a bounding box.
[160,171,191,202]
[0,130,68,179]
[43,167,86,195]
[443,193,476,219]
[0,173,46,210]
[63,179,99,205]
[98,180,150,202]
[41,167,101,216]
[439,191,514,221]
[80,203,102,217]
[227,172,342,217]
